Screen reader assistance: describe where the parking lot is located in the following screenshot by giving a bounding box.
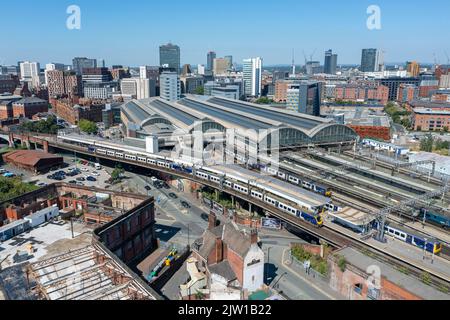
[1,158,112,189]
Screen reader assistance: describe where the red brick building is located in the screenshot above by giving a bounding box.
[2,150,63,173]
[53,98,104,125]
[334,83,389,105]
[12,97,48,119]
[397,83,418,103]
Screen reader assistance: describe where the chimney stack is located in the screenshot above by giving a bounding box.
[250,228,258,245]
[208,212,217,230]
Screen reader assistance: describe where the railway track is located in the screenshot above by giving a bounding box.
[47,139,450,291]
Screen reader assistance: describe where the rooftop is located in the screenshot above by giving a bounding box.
[3,150,62,167]
[336,247,449,300]
[413,108,450,115]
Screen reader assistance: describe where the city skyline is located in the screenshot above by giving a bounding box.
[1,0,449,67]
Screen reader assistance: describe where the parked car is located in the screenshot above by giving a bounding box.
[91,171,100,176]
[180,201,190,209]
[76,177,85,182]
[68,180,77,184]
[144,185,152,191]
[36,182,47,187]
[168,192,178,199]
[86,176,97,182]
[200,213,209,221]
[81,167,89,172]
[76,182,84,186]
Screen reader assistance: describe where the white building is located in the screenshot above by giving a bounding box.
[440,75,450,89]
[243,57,262,97]
[83,82,118,100]
[20,61,40,82]
[121,78,155,99]
[211,85,240,100]
[160,71,180,102]
[197,64,205,75]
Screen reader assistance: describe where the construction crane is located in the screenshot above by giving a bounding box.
[374,183,450,242]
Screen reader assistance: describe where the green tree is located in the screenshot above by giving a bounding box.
[111,165,124,182]
[194,86,204,95]
[0,177,39,202]
[20,115,59,134]
[78,119,98,134]
[420,134,434,152]
[255,97,272,104]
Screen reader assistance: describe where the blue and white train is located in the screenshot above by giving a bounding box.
[59,135,328,227]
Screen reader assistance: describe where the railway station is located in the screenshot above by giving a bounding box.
[326,207,375,234]
[120,95,358,152]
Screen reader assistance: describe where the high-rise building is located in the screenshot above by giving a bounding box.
[243,57,263,97]
[379,77,420,101]
[207,51,216,72]
[72,57,97,75]
[45,63,65,85]
[120,78,155,99]
[305,61,321,75]
[213,58,229,76]
[160,71,180,102]
[224,56,233,70]
[19,61,40,82]
[286,81,322,116]
[361,49,384,72]
[197,64,205,75]
[324,49,338,75]
[47,70,82,99]
[406,61,420,77]
[159,43,181,74]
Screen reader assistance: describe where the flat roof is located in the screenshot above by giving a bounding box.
[336,247,449,300]
[413,108,450,115]
[327,207,374,226]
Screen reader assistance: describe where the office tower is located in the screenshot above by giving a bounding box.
[224,55,233,70]
[407,61,420,77]
[213,58,229,75]
[19,61,40,82]
[45,63,65,85]
[305,61,321,75]
[72,57,97,75]
[120,78,155,99]
[286,81,322,116]
[160,71,180,101]
[324,49,338,74]
[82,67,117,99]
[197,64,205,75]
[159,43,181,74]
[243,57,262,97]
[361,49,384,72]
[207,51,216,72]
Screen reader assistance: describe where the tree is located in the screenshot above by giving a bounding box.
[78,119,98,134]
[337,255,347,272]
[20,115,59,134]
[420,134,434,152]
[255,97,272,104]
[0,177,39,202]
[111,165,124,182]
[194,86,204,95]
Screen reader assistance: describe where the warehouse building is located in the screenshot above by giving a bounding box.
[2,150,63,173]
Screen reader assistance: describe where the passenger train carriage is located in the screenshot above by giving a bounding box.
[59,135,337,228]
[372,221,442,254]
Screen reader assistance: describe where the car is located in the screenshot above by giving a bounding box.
[36,182,47,187]
[86,176,97,182]
[3,172,16,178]
[150,176,158,182]
[168,192,178,199]
[81,167,89,172]
[162,182,170,189]
[144,185,152,191]
[76,182,84,186]
[76,177,85,181]
[47,174,54,179]
[91,171,100,176]
[68,180,77,184]
[180,201,190,208]
[0,168,6,174]
[200,213,209,221]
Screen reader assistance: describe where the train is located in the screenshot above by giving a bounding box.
[419,209,450,229]
[372,221,442,254]
[59,135,327,227]
[259,164,333,198]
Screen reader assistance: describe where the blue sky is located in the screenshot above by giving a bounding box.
[1,0,449,66]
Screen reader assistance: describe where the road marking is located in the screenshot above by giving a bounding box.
[281,248,337,300]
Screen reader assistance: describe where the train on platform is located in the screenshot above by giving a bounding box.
[259,164,333,198]
[419,209,450,229]
[59,135,326,227]
[372,221,442,254]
